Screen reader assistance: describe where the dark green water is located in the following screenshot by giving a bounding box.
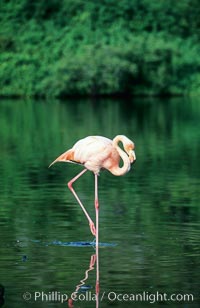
[0,98,199,307]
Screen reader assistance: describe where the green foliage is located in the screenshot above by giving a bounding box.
[0,0,200,97]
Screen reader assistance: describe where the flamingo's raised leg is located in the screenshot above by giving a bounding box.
[68,168,96,236]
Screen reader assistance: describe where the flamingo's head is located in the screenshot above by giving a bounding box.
[125,143,136,164]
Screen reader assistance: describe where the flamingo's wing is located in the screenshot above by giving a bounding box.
[49,149,82,167]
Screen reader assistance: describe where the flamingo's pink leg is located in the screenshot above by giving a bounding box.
[94,174,100,296]
[94,174,99,246]
[68,169,96,236]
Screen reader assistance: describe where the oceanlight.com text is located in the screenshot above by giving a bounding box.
[104,291,194,303]
[22,290,194,304]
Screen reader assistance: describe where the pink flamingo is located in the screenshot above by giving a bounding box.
[49,135,136,248]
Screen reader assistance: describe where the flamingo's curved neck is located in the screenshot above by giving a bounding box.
[109,135,131,176]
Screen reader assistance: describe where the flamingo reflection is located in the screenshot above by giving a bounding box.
[68,246,99,308]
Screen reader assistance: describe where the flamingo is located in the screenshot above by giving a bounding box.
[49,135,136,247]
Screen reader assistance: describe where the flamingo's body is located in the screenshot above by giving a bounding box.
[49,135,136,248]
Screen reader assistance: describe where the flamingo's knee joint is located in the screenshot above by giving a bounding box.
[68,181,73,189]
[95,199,99,209]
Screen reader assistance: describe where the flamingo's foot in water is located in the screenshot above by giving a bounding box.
[91,237,96,244]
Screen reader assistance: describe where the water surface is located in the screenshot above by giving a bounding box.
[0,97,199,307]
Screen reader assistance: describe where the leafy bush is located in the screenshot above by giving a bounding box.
[0,0,200,97]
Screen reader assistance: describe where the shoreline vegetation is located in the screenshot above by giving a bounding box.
[1,0,200,98]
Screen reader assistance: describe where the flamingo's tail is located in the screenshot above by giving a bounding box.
[49,149,75,168]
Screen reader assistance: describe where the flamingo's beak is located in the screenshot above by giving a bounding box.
[129,150,136,163]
